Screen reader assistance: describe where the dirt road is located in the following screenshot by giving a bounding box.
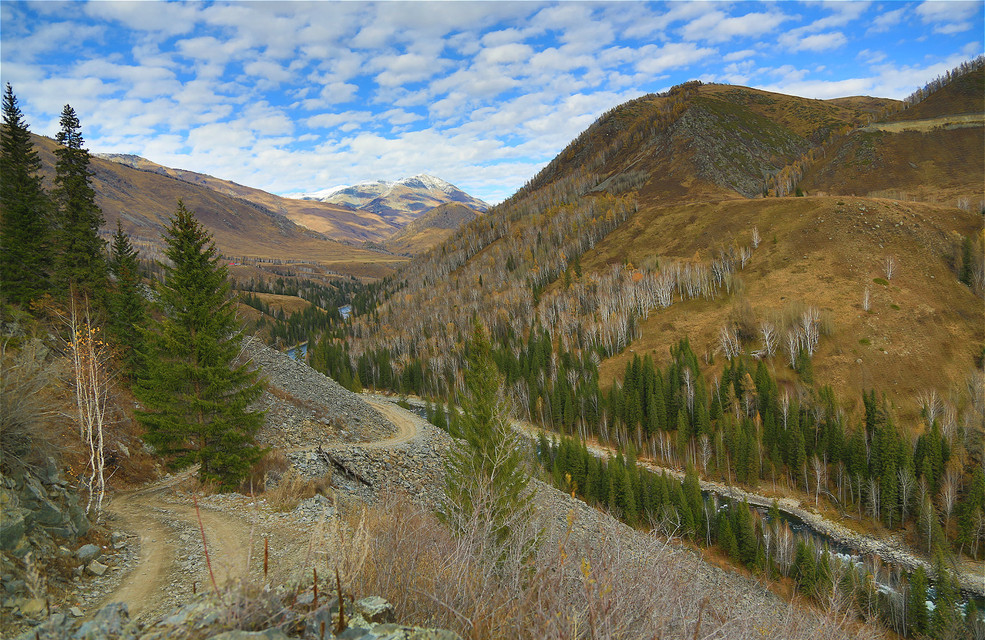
[93,470,257,620]
[859,113,984,133]
[93,398,419,620]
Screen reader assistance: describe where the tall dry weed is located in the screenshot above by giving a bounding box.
[329,490,884,640]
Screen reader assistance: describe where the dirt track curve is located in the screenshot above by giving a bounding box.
[92,398,419,621]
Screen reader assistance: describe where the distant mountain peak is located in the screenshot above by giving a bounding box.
[287,174,489,225]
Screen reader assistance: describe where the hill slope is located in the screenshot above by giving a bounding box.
[96,153,399,242]
[384,202,482,255]
[345,72,981,422]
[32,135,406,279]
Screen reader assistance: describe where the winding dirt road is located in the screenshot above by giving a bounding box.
[92,398,419,621]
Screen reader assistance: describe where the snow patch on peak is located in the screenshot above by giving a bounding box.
[286,183,353,200]
[397,174,455,193]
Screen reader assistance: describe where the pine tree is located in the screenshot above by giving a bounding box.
[0,84,51,305]
[52,104,107,300]
[108,221,146,380]
[135,201,264,490]
[439,321,534,550]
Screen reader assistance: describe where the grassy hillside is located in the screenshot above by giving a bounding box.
[587,196,982,425]
[798,65,984,209]
[384,202,482,255]
[511,82,897,208]
[30,134,407,280]
[893,62,985,121]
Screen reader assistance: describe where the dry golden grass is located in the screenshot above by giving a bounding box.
[248,293,312,315]
[588,196,982,429]
[800,126,984,209]
[263,467,332,512]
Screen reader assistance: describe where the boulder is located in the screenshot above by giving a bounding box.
[86,560,108,576]
[76,543,101,562]
[0,508,27,551]
[72,602,129,640]
[355,596,395,624]
[207,631,291,640]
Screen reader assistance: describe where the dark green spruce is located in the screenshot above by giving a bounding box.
[52,104,106,300]
[108,221,146,380]
[135,201,264,490]
[0,84,51,305]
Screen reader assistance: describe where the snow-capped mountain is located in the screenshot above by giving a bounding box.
[288,174,489,226]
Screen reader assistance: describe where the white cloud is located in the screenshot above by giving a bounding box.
[85,1,200,36]
[243,60,294,86]
[477,43,535,65]
[916,0,979,33]
[636,42,716,75]
[680,10,789,43]
[373,52,450,87]
[723,49,756,62]
[306,111,374,130]
[780,31,848,52]
[868,6,906,34]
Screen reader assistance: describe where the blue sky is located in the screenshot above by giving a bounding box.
[1,1,981,204]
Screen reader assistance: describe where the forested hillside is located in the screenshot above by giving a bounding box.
[304,62,985,637]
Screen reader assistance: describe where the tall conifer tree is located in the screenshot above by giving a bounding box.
[0,84,50,305]
[52,104,106,300]
[136,201,264,489]
[439,320,533,549]
[108,221,146,380]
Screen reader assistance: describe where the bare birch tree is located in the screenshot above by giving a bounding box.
[718,325,740,360]
[812,454,827,506]
[884,255,896,280]
[66,293,111,517]
[759,320,777,358]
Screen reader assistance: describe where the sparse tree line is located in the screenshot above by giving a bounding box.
[902,55,985,107]
[1,85,265,494]
[764,57,985,200]
[538,436,983,639]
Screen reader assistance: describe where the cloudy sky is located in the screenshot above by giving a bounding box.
[1,1,981,204]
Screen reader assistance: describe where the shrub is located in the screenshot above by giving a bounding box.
[0,339,65,472]
[264,467,332,512]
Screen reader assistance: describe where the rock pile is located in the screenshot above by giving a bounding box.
[289,411,451,508]
[244,342,395,449]
[15,592,461,640]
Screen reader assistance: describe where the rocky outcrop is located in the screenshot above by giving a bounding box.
[15,593,461,640]
[0,459,90,557]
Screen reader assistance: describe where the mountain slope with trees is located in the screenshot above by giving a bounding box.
[308,63,983,638]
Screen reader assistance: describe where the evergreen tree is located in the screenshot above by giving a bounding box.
[439,321,534,549]
[906,566,929,636]
[0,84,50,305]
[959,234,974,286]
[107,221,146,380]
[135,201,264,490]
[51,104,107,299]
